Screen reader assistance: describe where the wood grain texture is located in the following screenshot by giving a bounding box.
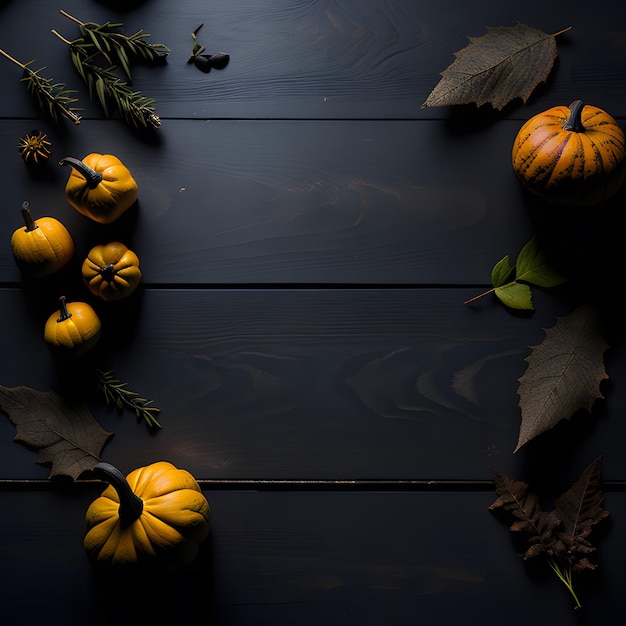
[2,285,624,484]
[0,0,625,121]
[6,118,623,286]
[1,0,626,623]
[0,487,624,626]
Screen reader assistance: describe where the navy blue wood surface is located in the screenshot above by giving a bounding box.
[1,0,626,624]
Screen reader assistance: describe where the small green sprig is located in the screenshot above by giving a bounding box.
[464,236,567,310]
[0,47,81,124]
[59,10,169,80]
[97,369,162,429]
[52,30,160,128]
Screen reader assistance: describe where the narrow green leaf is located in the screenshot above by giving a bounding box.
[495,282,533,310]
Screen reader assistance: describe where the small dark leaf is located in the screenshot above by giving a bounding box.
[209,52,230,69]
[193,55,212,73]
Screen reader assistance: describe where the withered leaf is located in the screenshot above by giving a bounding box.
[489,458,608,608]
[489,469,561,561]
[515,304,608,452]
[422,23,571,110]
[0,385,113,480]
[554,456,609,574]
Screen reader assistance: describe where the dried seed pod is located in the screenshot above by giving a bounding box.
[18,129,52,164]
[193,54,213,73]
[208,52,229,69]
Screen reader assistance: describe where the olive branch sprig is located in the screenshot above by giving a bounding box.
[97,369,162,429]
[0,47,81,124]
[59,10,170,80]
[52,30,161,128]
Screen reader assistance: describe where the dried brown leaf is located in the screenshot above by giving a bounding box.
[0,385,113,480]
[422,23,571,110]
[553,456,609,573]
[489,469,561,561]
[515,304,608,452]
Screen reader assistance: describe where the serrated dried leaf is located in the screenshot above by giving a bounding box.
[489,469,561,560]
[0,385,113,480]
[515,304,608,451]
[422,23,571,110]
[553,456,609,573]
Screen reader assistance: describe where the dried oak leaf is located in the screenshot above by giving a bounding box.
[422,23,571,110]
[0,385,113,480]
[553,456,609,573]
[515,304,608,452]
[489,458,608,578]
[489,468,561,561]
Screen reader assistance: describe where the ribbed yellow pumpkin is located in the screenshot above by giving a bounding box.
[84,461,211,569]
[511,100,626,206]
[82,242,142,302]
[60,153,138,224]
[44,296,101,357]
[10,202,74,277]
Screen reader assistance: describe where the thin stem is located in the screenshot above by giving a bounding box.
[547,558,582,609]
[464,287,496,305]
[51,29,72,45]
[59,9,83,26]
[0,47,27,69]
[552,26,573,38]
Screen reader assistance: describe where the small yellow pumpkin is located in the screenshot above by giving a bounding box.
[59,153,138,224]
[10,201,74,276]
[84,461,211,569]
[512,100,626,206]
[44,296,102,357]
[82,242,142,302]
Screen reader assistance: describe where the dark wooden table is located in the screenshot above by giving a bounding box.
[2,1,626,624]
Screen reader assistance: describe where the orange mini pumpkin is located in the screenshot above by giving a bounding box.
[511,100,626,206]
[44,296,102,357]
[60,153,138,224]
[82,241,142,302]
[84,461,211,569]
[10,202,74,277]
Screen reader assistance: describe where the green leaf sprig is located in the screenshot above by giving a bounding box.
[464,236,567,310]
[59,10,169,80]
[0,47,81,124]
[52,30,161,128]
[97,369,162,429]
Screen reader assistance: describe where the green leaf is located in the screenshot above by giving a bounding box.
[494,281,533,310]
[515,236,567,288]
[491,255,514,287]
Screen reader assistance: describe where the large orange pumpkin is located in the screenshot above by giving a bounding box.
[511,100,626,206]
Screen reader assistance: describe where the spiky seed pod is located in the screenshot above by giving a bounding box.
[18,130,52,164]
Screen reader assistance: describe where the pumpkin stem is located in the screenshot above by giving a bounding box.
[101,264,116,282]
[56,296,72,322]
[58,156,103,189]
[20,201,38,232]
[92,462,144,526]
[562,100,585,133]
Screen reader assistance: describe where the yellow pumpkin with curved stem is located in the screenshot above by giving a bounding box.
[84,461,211,569]
[82,242,142,302]
[44,296,101,357]
[511,100,626,206]
[60,153,138,224]
[10,202,74,277]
